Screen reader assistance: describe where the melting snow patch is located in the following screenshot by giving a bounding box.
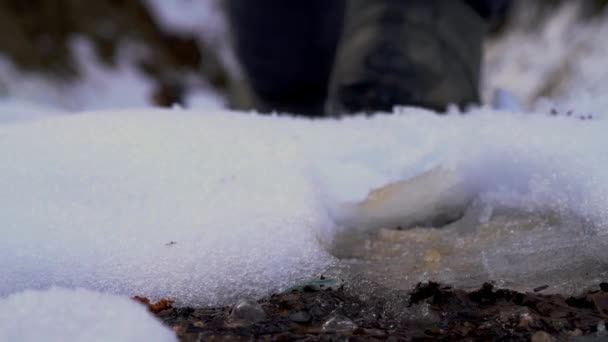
[0,108,607,306]
[0,288,176,342]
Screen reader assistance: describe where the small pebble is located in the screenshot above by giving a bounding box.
[598,320,606,335]
[230,299,266,323]
[322,315,357,333]
[289,311,312,323]
[517,312,533,329]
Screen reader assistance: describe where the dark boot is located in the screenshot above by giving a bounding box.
[327,0,487,115]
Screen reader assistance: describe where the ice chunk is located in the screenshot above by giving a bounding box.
[322,315,357,333]
[334,166,476,232]
[230,299,266,323]
[329,167,476,258]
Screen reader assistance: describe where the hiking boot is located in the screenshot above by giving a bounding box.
[327,0,486,115]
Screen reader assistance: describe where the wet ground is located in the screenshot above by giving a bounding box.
[149,208,608,341]
[154,279,608,341]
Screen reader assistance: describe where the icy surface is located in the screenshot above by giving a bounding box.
[0,287,176,342]
[320,109,608,294]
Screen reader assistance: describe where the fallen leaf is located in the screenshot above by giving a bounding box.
[132,295,175,313]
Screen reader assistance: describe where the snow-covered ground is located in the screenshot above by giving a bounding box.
[0,288,176,342]
[2,1,608,341]
[2,106,606,304]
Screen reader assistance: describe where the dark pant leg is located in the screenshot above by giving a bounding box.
[226,0,345,115]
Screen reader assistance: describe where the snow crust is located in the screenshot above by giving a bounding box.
[0,287,176,342]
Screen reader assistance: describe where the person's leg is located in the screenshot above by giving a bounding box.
[327,0,510,115]
[226,0,345,116]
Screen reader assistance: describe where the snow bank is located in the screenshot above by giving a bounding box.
[1,107,607,306]
[0,288,176,342]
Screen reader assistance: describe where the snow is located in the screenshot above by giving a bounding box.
[483,2,583,107]
[484,1,608,115]
[0,110,334,306]
[1,106,608,307]
[0,4,608,341]
[0,98,61,124]
[144,0,225,43]
[0,287,176,342]
[143,0,240,76]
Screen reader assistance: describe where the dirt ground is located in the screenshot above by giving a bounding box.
[152,279,608,341]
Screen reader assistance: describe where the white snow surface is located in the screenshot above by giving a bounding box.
[1,107,607,307]
[0,110,335,306]
[0,287,176,342]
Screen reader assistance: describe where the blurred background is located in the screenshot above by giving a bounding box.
[0,0,607,117]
